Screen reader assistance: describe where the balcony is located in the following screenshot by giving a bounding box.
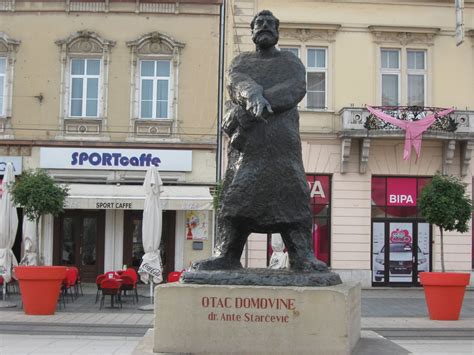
[339,106,474,175]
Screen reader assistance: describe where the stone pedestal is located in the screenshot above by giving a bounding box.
[154,282,360,354]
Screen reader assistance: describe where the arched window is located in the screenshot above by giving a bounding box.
[0,32,20,138]
[127,32,184,139]
[56,31,115,138]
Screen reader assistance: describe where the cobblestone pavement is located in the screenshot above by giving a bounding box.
[0,284,472,354]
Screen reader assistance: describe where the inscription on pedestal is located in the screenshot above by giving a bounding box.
[201,296,296,324]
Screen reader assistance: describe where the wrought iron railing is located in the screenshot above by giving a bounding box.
[364,106,458,133]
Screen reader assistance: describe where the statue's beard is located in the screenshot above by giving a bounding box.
[252,31,278,50]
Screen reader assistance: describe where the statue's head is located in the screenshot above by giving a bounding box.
[251,10,279,50]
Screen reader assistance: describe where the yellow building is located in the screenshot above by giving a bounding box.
[228,0,474,287]
[0,0,221,280]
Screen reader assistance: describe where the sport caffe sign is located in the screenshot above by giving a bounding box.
[40,148,192,171]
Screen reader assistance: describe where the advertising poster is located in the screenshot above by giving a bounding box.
[389,222,413,283]
[372,223,385,282]
[416,222,430,280]
[185,211,208,240]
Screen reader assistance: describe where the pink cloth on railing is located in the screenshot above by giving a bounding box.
[367,106,454,160]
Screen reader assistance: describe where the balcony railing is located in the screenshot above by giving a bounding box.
[338,106,474,175]
[340,106,473,134]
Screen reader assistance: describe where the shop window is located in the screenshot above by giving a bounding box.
[371,176,431,219]
[127,32,184,139]
[265,175,332,266]
[307,175,331,265]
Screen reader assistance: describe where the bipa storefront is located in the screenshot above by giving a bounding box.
[38,147,214,282]
[371,177,432,286]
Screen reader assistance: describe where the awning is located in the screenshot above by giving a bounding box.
[65,183,213,211]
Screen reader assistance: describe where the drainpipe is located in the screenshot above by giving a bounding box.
[216,1,225,183]
[213,1,226,251]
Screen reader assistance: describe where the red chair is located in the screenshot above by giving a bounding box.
[95,274,106,303]
[69,266,83,297]
[167,271,182,283]
[99,278,122,309]
[120,275,138,304]
[62,268,77,303]
[122,268,139,302]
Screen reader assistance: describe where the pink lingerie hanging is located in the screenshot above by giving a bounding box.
[366,106,455,160]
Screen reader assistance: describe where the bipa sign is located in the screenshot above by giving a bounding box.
[386,178,417,207]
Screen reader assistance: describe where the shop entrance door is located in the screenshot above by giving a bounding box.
[123,210,176,281]
[372,221,431,286]
[54,210,105,282]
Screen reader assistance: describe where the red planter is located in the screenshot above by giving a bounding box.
[419,272,470,321]
[15,266,68,315]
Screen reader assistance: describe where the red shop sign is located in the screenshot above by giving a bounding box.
[386,178,417,207]
[307,175,329,205]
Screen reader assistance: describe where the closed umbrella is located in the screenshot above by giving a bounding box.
[138,167,164,303]
[20,216,38,266]
[0,163,19,301]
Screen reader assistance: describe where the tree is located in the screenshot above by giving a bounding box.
[418,173,472,272]
[10,169,69,265]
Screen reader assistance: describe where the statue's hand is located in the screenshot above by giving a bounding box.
[246,94,273,121]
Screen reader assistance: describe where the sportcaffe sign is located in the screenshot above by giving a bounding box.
[40,148,192,171]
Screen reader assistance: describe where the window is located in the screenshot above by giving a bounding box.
[380,48,427,106]
[306,48,327,109]
[139,60,171,119]
[127,32,184,138]
[381,49,400,106]
[407,50,426,106]
[0,57,5,116]
[69,59,101,117]
[0,33,20,123]
[56,31,115,138]
[281,46,328,110]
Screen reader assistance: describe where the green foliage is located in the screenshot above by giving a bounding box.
[418,174,471,233]
[10,169,69,221]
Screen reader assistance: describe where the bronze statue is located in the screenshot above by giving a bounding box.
[192,10,329,273]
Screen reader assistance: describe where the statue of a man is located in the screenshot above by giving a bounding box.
[193,10,327,272]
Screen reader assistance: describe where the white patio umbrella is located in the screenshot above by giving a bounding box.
[0,163,19,301]
[20,215,38,266]
[268,234,289,269]
[138,167,164,304]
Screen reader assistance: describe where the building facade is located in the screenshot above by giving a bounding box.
[0,0,221,281]
[228,0,474,287]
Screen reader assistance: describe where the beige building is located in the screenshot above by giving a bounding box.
[228,0,474,287]
[0,0,221,281]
